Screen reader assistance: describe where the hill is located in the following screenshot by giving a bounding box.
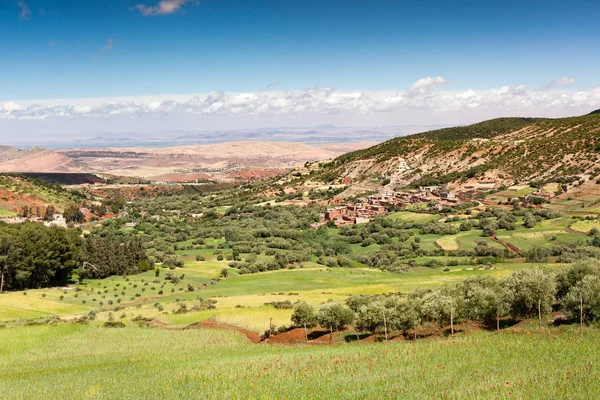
[308,113,600,194]
[58,141,372,182]
[590,109,600,115]
[0,146,81,173]
[0,174,85,217]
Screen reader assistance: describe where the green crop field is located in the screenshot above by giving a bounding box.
[0,324,598,399]
[386,211,440,222]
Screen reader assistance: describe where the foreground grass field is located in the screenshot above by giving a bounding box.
[0,324,598,399]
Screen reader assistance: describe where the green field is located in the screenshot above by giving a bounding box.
[0,324,597,399]
[0,259,526,330]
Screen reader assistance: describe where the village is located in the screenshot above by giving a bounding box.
[311,185,460,228]
[310,181,555,228]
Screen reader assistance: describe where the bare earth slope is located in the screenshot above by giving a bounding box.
[0,146,81,173]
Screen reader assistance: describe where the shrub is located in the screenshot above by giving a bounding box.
[265,300,293,309]
[103,321,126,328]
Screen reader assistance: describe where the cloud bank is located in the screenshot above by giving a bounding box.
[2,77,599,122]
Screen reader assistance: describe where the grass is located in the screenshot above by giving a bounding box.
[0,324,598,399]
[0,208,17,217]
[0,291,93,320]
[570,220,600,234]
[436,236,459,251]
[386,211,440,222]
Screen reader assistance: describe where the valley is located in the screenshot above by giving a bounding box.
[1,111,600,398]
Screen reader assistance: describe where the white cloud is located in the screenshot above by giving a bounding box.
[542,76,576,90]
[17,1,31,20]
[409,76,446,93]
[132,0,190,16]
[2,77,600,122]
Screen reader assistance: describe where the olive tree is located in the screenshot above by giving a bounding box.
[387,297,419,335]
[555,259,600,300]
[317,303,355,332]
[346,295,371,313]
[501,268,555,321]
[291,301,317,328]
[420,291,455,327]
[355,301,386,334]
[562,275,600,323]
[457,276,508,330]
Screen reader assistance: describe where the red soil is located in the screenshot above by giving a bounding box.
[185,319,262,343]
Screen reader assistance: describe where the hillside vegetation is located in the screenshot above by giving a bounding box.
[0,175,86,217]
[317,113,600,190]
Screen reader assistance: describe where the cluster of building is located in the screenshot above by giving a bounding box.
[0,214,68,228]
[311,186,459,228]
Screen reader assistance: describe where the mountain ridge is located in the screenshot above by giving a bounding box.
[305,112,600,195]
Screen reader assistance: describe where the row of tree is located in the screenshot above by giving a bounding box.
[290,260,600,336]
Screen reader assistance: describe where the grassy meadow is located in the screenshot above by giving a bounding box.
[0,323,598,399]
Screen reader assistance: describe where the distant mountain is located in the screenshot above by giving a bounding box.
[309,112,600,191]
[590,109,600,115]
[58,141,375,182]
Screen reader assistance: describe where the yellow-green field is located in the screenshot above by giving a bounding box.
[0,257,531,332]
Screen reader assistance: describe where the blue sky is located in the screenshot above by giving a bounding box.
[1,0,599,139]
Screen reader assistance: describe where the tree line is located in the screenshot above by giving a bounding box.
[0,222,150,291]
[289,260,600,337]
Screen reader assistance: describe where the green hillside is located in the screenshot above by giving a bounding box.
[0,174,86,217]
[316,113,600,189]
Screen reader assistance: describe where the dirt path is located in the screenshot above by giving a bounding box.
[491,235,524,256]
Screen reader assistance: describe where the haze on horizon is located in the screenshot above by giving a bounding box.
[1,0,599,146]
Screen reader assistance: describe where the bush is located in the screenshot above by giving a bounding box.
[265,300,293,309]
[103,321,126,328]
